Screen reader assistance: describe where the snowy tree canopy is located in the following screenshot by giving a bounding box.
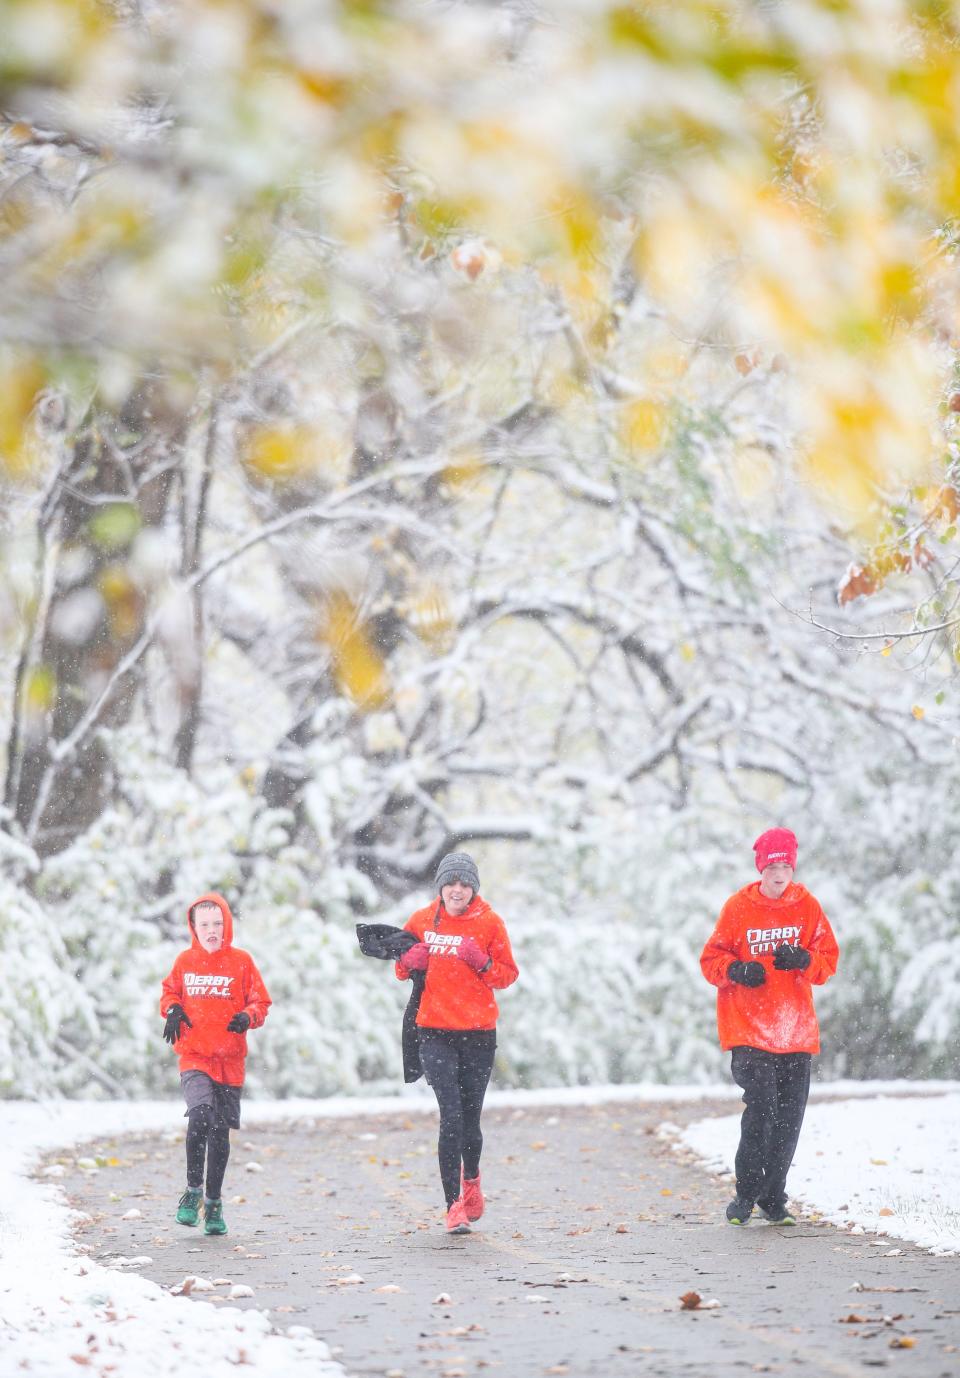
[1,0,959,1096]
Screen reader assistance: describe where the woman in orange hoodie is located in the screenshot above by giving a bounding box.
[160,893,271,1236]
[396,852,519,1234]
[700,829,839,1227]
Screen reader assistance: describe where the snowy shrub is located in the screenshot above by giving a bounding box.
[0,830,93,1097]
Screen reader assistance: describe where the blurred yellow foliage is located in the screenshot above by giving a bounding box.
[620,399,667,457]
[2,0,960,544]
[442,450,485,487]
[405,584,454,654]
[97,566,141,641]
[318,591,390,709]
[243,424,345,483]
[0,357,45,480]
[23,664,56,715]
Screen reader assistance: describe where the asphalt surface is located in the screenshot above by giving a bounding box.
[51,1098,960,1378]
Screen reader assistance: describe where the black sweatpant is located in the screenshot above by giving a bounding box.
[730,1046,811,1210]
[185,1104,232,1201]
[418,1028,497,1207]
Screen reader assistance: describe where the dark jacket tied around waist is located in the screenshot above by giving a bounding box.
[355,923,424,1082]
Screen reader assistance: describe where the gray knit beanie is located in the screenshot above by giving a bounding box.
[435,851,480,896]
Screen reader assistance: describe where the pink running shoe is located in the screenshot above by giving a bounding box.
[445,1198,471,1234]
[460,1172,484,1222]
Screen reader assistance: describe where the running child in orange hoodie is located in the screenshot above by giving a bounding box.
[160,893,271,1236]
[396,852,518,1234]
[700,829,839,1226]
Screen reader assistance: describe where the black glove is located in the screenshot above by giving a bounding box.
[773,944,811,971]
[227,1011,251,1033]
[728,960,766,988]
[163,1004,192,1044]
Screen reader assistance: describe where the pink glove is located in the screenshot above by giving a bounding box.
[456,936,489,972]
[401,942,430,972]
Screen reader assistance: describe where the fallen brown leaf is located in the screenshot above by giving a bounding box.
[680,1291,701,1310]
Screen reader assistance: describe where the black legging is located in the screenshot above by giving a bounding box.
[418,1028,497,1206]
[185,1104,232,1200]
[731,1046,811,1210]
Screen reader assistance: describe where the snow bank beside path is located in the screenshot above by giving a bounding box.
[0,1102,344,1378]
[680,1091,960,1256]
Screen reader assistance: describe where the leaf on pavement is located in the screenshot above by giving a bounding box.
[680,1291,702,1310]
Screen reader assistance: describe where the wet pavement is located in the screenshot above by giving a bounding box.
[52,1098,960,1377]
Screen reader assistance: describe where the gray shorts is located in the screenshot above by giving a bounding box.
[180,1070,242,1128]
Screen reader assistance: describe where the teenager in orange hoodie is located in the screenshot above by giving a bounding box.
[396,851,519,1234]
[160,893,271,1236]
[700,828,839,1226]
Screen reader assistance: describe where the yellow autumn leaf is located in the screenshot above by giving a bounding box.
[442,449,485,486]
[405,584,454,654]
[620,399,666,456]
[318,591,390,709]
[244,424,344,483]
[911,706,925,720]
[0,357,46,480]
[24,665,57,715]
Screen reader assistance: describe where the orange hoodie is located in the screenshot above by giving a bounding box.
[396,895,518,1031]
[700,882,839,1054]
[160,893,271,1087]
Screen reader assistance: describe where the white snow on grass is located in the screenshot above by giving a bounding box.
[680,1090,960,1256]
[5,1082,960,1375]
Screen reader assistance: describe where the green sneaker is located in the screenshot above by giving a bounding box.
[176,1188,202,1226]
[203,1199,227,1236]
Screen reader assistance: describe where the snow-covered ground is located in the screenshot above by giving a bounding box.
[681,1089,960,1255]
[0,1101,348,1378]
[4,1083,959,1376]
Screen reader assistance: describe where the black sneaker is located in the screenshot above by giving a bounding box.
[759,1203,797,1225]
[725,1196,754,1225]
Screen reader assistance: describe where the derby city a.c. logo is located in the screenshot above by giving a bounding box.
[424,932,464,958]
[745,926,801,956]
[184,973,235,997]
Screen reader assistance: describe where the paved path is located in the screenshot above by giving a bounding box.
[52,1099,960,1377]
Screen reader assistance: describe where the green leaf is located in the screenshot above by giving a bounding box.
[88,504,141,551]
